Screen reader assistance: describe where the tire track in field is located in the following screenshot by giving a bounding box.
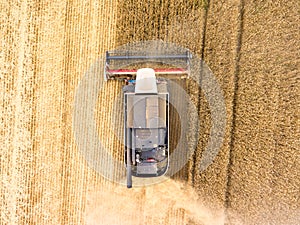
[224,0,245,212]
[189,0,209,188]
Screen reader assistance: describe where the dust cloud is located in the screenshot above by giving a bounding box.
[85,178,225,225]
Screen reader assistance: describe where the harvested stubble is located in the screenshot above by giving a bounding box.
[1,0,299,225]
[1,0,118,224]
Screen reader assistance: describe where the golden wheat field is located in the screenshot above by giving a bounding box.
[1,0,299,224]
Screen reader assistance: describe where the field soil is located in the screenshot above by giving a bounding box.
[1,0,299,224]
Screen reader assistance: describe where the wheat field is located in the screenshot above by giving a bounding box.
[1,0,299,224]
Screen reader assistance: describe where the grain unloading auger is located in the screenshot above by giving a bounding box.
[105,50,192,188]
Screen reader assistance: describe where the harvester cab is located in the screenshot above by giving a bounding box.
[104,49,192,188]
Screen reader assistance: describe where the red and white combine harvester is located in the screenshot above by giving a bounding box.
[104,50,192,188]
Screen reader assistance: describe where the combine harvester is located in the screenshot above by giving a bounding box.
[105,49,192,188]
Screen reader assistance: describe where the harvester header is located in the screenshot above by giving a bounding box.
[105,50,192,80]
